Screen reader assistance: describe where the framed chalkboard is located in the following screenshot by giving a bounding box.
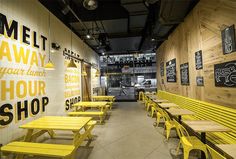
[214,60,236,87]
[180,63,189,85]
[166,58,176,82]
[196,76,204,86]
[195,50,203,70]
[160,62,164,76]
[221,25,236,54]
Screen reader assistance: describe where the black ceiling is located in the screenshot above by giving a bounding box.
[39,0,199,55]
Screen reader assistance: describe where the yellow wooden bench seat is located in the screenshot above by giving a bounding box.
[68,112,105,124]
[157,91,236,145]
[1,142,74,159]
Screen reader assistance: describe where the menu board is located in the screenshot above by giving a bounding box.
[180,63,189,85]
[221,25,236,54]
[196,76,204,86]
[166,58,176,82]
[195,50,203,70]
[214,60,236,87]
[160,62,164,76]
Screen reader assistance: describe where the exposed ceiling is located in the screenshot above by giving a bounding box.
[39,0,199,55]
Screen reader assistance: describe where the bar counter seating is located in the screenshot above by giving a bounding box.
[140,91,236,159]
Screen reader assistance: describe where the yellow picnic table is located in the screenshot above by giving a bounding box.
[92,96,115,109]
[92,96,115,101]
[1,116,95,159]
[20,116,93,147]
[73,101,109,112]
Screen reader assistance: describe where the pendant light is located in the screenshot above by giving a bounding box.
[45,12,55,70]
[95,68,100,77]
[82,63,87,76]
[67,26,77,69]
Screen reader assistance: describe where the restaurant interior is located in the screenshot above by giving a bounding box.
[0,0,236,159]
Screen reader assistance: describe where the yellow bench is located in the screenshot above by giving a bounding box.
[68,112,105,124]
[157,91,236,145]
[1,142,74,159]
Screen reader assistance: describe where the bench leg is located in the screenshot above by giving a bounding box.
[47,130,56,138]
[99,115,103,124]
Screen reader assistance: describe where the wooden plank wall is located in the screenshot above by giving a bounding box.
[156,0,236,109]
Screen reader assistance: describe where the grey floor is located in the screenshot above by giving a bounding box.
[16,102,202,159]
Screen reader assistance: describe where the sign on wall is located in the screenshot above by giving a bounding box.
[166,58,176,82]
[195,50,203,70]
[221,25,236,54]
[63,49,81,111]
[180,63,189,85]
[160,62,164,76]
[0,12,49,127]
[214,60,236,87]
[196,76,204,86]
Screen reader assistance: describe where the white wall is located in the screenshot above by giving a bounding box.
[0,0,100,144]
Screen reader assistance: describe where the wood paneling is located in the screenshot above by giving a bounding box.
[157,0,236,109]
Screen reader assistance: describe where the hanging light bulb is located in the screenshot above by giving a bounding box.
[67,59,77,68]
[67,27,77,69]
[95,69,100,77]
[45,12,55,70]
[82,64,87,76]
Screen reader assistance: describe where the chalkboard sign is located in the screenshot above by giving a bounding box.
[180,63,189,85]
[196,76,204,86]
[195,50,203,70]
[214,60,236,87]
[221,25,236,54]
[160,62,164,76]
[166,58,176,82]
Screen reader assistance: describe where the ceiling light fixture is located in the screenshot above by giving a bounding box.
[95,69,100,77]
[86,34,91,39]
[102,52,105,55]
[83,0,98,10]
[67,27,77,69]
[82,63,87,76]
[151,38,155,41]
[45,12,55,70]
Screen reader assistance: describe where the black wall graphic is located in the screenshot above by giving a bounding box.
[195,50,203,70]
[166,58,176,82]
[180,63,189,85]
[221,25,236,54]
[160,62,164,76]
[196,76,204,86]
[214,60,236,87]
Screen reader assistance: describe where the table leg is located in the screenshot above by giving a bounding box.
[201,132,206,159]
[178,116,182,123]
[24,129,34,141]
[84,125,93,139]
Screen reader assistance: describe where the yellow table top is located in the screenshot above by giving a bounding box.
[166,108,195,116]
[73,101,108,107]
[153,99,169,103]
[92,96,115,99]
[183,120,231,133]
[20,116,91,131]
[158,103,179,109]
[217,144,236,158]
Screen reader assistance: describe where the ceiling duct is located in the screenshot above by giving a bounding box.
[159,0,194,25]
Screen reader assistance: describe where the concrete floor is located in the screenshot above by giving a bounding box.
[18,102,202,159]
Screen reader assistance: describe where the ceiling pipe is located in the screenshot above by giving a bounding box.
[60,0,99,45]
